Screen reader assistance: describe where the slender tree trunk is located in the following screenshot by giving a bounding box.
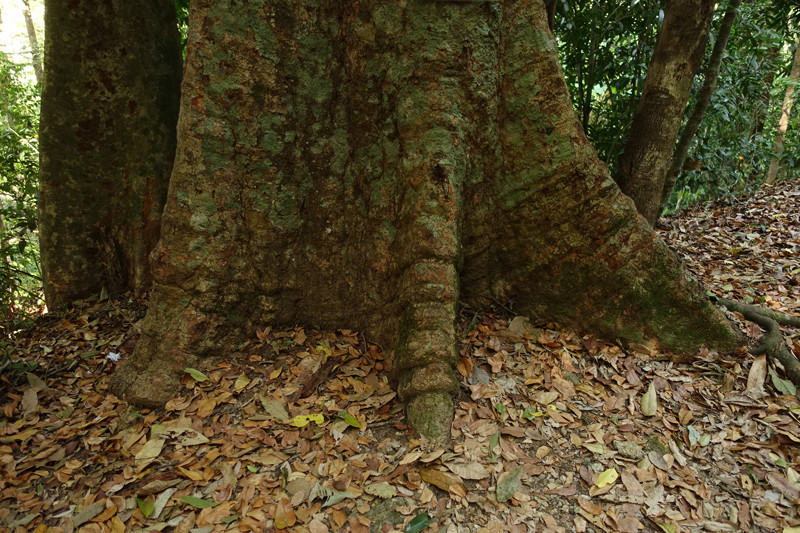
[38,0,182,309]
[659,0,742,216]
[106,0,739,446]
[766,42,800,184]
[546,0,557,32]
[20,0,42,84]
[617,0,715,227]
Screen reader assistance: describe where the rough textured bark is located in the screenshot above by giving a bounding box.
[617,0,715,227]
[20,0,42,84]
[38,0,182,309]
[660,0,741,217]
[108,0,740,445]
[766,42,800,184]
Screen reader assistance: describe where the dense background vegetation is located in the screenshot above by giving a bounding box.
[0,0,798,335]
[553,0,800,212]
[0,49,40,335]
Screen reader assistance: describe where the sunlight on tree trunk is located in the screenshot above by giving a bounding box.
[20,0,41,85]
[766,42,800,185]
[617,0,715,227]
[104,0,740,446]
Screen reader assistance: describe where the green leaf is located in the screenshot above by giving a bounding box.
[488,430,500,460]
[184,368,209,382]
[339,411,361,428]
[247,465,259,473]
[769,452,788,468]
[522,406,542,420]
[769,368,797,395]
[494,403,506,415]
[221,514,239,524]
[496,465,524,503]
[582,442,605,454]
[180,496,218,509]
[699,433,711,446]
[687,425,701,447]
[405,512,431,533]
[137,498,154,517]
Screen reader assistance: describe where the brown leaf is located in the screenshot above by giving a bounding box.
[109,516,126,533]
[90,500,117,523]
[331,509,347,528]
[274,498,296,529]
[766,472,800,500]
[457,357,473,378]
[446,461,489,480]
[542,483,577,496]
[197,398,217,418]
[21,388,38,417]
[552,378,576,399]
[420,469,466,492]
[576,498,603,516]
[487,353,504,373]
[615,516,640,533]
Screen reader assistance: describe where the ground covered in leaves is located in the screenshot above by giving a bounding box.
[2,180,800,533]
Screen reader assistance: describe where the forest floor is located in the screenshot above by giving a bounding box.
[1,180,800,533]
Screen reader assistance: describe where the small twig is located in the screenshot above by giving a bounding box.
[0,264,42,281]
[5,126,38,153]
[490,297,514,315]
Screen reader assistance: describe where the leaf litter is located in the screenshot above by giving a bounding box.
[1,180,800,533]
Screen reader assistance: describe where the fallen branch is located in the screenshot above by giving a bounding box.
[712,296,800,387]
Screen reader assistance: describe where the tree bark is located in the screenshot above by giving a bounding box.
[20,0,42,84]
[38,0,182,309]
[766,42,800,184]
[105,0,740,446]
[659,0,742,217]
[617,0,715,227]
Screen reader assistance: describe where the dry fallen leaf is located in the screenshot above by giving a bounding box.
[446,461,490,480]
[640,382,657,417]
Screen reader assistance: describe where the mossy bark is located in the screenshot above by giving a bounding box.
[109,0,741,445]
[38,0,182,308]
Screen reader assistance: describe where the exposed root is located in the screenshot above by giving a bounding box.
[712,296,800,387]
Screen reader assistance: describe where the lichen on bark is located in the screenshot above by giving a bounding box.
[108,0,741,445]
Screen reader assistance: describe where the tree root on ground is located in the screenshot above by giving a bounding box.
[712,296,800,387]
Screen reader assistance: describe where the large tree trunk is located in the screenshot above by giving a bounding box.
[617,0,715,227]
[660,0,742,217]
[38,0,182,309]
[766,42,800,184]
[107,0,740,446]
